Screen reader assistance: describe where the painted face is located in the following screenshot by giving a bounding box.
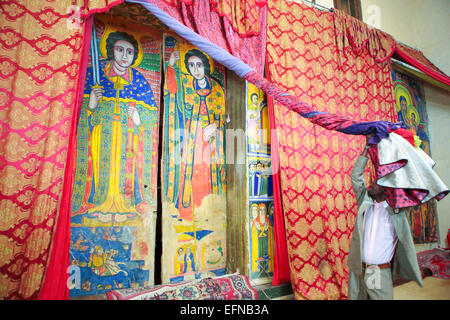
[113,40,135,68]
[187,56,205,80]
[252,205,258,219]
[251,95,258,106]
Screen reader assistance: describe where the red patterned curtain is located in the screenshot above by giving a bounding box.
[394,43,450,86]
[0,0,123,300]
[266,1,397,299]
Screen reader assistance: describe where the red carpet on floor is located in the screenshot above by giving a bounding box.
[417,248,450,280]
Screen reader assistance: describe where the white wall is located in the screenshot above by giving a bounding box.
[424,84,450,248]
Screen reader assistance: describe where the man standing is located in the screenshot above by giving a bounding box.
[348,135,423,300]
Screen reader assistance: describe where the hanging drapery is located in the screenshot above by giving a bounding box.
[156,0,265,36]
[333,8,396,67]
[394,43,450,86]
[38,15,94,300]
[267,94,290,286]
[0,0,124,300]
[334,8,450,86]
[263,1,394,299]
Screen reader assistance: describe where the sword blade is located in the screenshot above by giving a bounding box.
[90,22,100,85]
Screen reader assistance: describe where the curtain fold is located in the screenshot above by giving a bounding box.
[155,0,265,37]
[334,8,449,86]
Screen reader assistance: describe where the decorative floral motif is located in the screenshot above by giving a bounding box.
[0,0,119,300]
[106,273,257,300]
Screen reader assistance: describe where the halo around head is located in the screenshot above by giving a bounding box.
[179,42,214,75]
[394,80,414,113]
[407,106,420,126]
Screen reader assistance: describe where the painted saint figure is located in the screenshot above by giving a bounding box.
[164,46,226,221]
[71,30,158,223]
[397,95,408,125]
[183,245,196,273]
[247,92,261,150]
[255,203,269,263]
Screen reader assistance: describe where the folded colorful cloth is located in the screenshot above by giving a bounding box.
[368,132,449,209]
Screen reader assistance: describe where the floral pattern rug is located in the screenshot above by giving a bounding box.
[106,273,258,300]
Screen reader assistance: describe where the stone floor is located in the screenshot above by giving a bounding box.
[394,277,450,300]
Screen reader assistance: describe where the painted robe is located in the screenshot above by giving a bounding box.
[251,204,274,273]
[164,64,226,221]
[71,60,158,223]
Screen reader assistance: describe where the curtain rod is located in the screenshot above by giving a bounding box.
[298,0,334,12]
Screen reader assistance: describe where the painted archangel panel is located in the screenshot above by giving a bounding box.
[161,32,227,283]
[69,15,162,297]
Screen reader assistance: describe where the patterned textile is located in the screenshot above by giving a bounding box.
[156,0,265,36]
[244,71,401,145]
[264,1,398,299]
[209,0,265,37]
[334,9,396,67]
[133,0,267,75]
[106,273,257,300]
[0,0,122,300]
[417,249,450,280]
[367,133,448,210]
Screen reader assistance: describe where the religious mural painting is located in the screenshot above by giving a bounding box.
[70,15,162,297]
[161,32,227,283]
[247,83,271,156]
[246,83,274,281]
[392,70,438,243]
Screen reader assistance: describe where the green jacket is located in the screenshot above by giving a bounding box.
[348,155,423,287]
